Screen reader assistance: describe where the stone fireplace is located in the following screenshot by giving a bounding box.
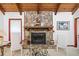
[23,11,54,49]
[31,32,46,44]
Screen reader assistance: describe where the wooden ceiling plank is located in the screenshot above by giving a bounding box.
[0,4,5,15]
[16,3,22,15]
[0,3,77,13]
[72,4,79,15]
[55,3,61,15]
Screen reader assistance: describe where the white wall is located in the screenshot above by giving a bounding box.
[2,12,75,48]
[0,11,4,36]
[3,12,24,41]
[53,12,74,48]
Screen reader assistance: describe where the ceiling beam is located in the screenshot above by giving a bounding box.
[55,3,61,15]
[0,4,5,15]
[16,3,22,15]
[37,3,40,14]
[72,4,79,15]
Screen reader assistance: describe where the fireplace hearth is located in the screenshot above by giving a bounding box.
[31,32,46,44]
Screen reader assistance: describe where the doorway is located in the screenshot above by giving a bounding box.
[74,17,79,48]
[9,19,22,51]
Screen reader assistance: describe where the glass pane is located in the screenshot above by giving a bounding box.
[11,20,21,33]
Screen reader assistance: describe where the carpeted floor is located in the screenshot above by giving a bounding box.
[0,47,79,56]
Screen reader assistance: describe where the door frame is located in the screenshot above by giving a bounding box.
[74,17,79,47]
[9,18,22,43]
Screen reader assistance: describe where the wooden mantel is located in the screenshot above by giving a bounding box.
[25,26,53,31]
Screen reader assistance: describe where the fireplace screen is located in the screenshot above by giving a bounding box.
[31,32,46,44]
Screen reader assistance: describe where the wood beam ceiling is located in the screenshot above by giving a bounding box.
[0,3,78,15]
[72,4,79,15]
[37,3,40,14]
[0,4,5,15]
[16,3,22,15]
[55,3,61,15]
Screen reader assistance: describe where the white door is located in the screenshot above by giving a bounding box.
[10,20,22,51]
[77,19,79,48]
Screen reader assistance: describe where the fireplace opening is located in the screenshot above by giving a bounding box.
[31,32,46,44]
